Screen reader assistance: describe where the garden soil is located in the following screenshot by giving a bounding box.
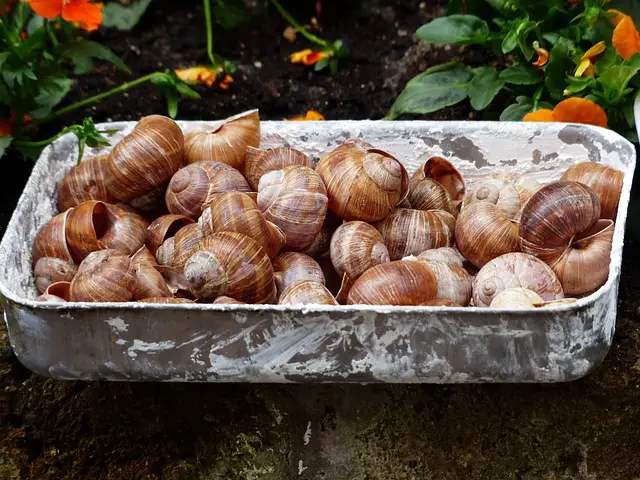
[2,0,640,478]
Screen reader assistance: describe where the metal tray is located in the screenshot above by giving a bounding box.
[0,120,635,383]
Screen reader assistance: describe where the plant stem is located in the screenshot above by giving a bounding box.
[203,0,216,66]
[13,128,70,148]
[270,0,328,48]
[46,20,59,49]
[35,72,163,125]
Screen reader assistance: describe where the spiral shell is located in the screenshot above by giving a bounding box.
[416,259,472,306]
[156,223,204,269]
[258,165,328,250]
[105,115,184,201]
[65,200,108,262]
[273,252,325,298]
[34,257,78,294]
[299,211,341,258]
[213,296,246,305]
[561,162,624,219]
[347,260,438,306]
[407,157,464,216]
[133,262,172,301]
[417,157,466,204]
[488,171,543,205]
[146,214,195,255]
[57,155,115,212]
[183,110,260,169]
[279,281,338,305]
[184,232,276,303]
[455,202,519,268]
[101,204,149,255]
[316,139,409,221]
[37,281,72,302]
[165,161,251,219]
[417,247,465,267]
[472,252,564,307]
[131,245,158,267]
[138,297,195,304]
[70,249,136,302]
[489,288,544,308]
[419,299,461,307]
[128,186,168,214]
[463,178,521,219]
[244,147,313,190]
[32,210,73,265]
[376,208,455,260]
[201,191,285,259]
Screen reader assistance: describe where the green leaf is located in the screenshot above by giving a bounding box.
[0,136,13,159]
[416,15,490,45]
[62,40,130,74]
[501,28,518,54]
[166,90,179,119]
[597,64,640,102]
[499,63,541,84]
[26,15,44,34]
[102,0,152,30]
[424,62,464,74]
[214,0,249,29]
[386,64,473,119]
[329,57,339,75]
[500,97,533,121]
[544,37,575,100]
[469,67,505,110]
[564,75,596,96]
[515,20,538,61]
[29,77,74,118]
[623,102,636,128]
[314,57,329,71]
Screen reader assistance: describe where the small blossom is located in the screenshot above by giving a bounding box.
[218,75,233,90]
[289,49,329,66]
[286,110,325,121]
[523,98,607,128]
[575,41,606,78]
[25,0,103,31]
[175,67,219,88]
[532,41,549,67]
[607,9,640,60]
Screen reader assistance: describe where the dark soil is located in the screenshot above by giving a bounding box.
[2,0,640,478]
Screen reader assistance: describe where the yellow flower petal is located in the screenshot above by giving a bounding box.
[574,58,592,77]
[582,41,606,60]
[289,49,314,64]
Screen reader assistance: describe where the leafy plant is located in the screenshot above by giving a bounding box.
[387,0,640,140]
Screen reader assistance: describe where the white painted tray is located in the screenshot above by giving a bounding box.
[0,120,635,382]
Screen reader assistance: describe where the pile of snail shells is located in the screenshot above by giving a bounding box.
[32,110,624,309]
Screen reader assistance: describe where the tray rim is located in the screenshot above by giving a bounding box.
[0,119,635,316]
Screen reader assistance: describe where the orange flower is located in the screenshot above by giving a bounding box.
[286,110,325,121]
[25,0,103,31]
[608,10,640,60]
[532,41,549,67]
[175,67,219,88]
[523,98,607,128]
[575,41,606,78]
[289,49,329,66]
[218,75,233,90]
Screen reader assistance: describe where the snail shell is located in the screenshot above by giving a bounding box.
[32,210,73,265]
[105,115,184,201]
[70,249,136,302]
[417,247,465,267]
[375,208,455,261]
[489,288,544,308]
[299,211,342,258]
[34,257,78,294]
[316,139,409,222]
[131,245,158,267]
[101,204,149,256]
[347,260,438,306]
[463,178,521,219]
[419,299,461,307]
[36,281,72,302]
[258,165,328,250]
[472,252,564,307]
[200,191,285,259]
[455,202,520,268]
[57,155,115,212]
[156,223,204,269]
[165,160,252,219]
[519,182,610,295]
[329,221,390,301]
[183,110,260,170]
[244,147,313,190]
[138,297,195,304]
[134,262,172,301]
[128,186,168,214]
[273,252,325,298]
[65,200,109,262]
[279,281,338,305]
[488,171,543,205]
[184,232,276,303]
[146,214,195,256]
[213,296,246,305]
[415,259,472,306]
[560,162,624,219]
[406,157,465,215]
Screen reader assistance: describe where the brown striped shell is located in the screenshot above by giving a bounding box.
[105,115,184,201]
[32,210,73,265]
[36,281,72,302]
[183,232,276,303]
[70,249,136,302]
[413,259,472,306]
[138,297,195,304]
[57,155,115,212]
[488,171,543,206]
[244,147,313,190]
[34,257,78,294]
[455,202,520,269]
[347,260,438,306]
[315,139,409,222]
[165,160,252,219]
[472,252,564,307]
[156,223,204,269]
[183,110,260,170]
[101,204,149,256]
[406,157,465,216]
[273,252,325,298]
[417,247,465,267]
[462,178,521,219]
[146,214,195,255]
[258,165,328,250]
[375,208,455,260]
[560,162,624,219]
[279,281,338,305]
[200,191,285,259]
